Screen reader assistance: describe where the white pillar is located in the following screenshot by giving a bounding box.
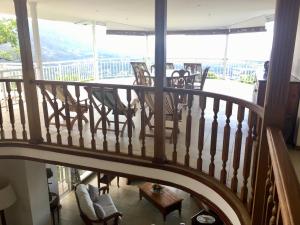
[222,33,229,78]
[145,35,153,67]
[29,1,43,80]
[0,159,51,225]
[92,22,99,80]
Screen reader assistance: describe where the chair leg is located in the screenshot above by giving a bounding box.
[120,120,128,137]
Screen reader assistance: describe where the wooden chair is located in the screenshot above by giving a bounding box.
[170,69,191,106]
[43,85,89,129]
[88,87,138,137]
[133,69,182,142]
[195,66,210,90]
[97,172,120,193]
[150,62,175,73]
[184,63,202,74]
[130,62,152,85]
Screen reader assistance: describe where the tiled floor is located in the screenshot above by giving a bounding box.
[59,176,200,225]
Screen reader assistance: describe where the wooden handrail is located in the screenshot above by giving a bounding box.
[0,79,24,82]
[33,79,155,91]
[266,127,300,225]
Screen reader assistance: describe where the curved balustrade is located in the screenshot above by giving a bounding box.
[0,79,299,225]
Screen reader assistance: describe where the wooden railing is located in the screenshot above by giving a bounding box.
[0,79,299,224]
[264,127,300,225]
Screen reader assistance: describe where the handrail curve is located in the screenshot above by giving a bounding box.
[266,127,300,225]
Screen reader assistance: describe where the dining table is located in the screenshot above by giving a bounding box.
[150,69,199,88]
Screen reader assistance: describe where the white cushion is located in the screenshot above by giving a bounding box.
[95,194,118,217]
[76,184,97,220]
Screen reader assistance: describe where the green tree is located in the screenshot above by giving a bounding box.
[0,19,20,61]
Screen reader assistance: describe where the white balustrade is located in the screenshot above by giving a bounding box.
[0,57,264,82]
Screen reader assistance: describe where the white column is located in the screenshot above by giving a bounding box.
[29,1,43,80]
[92,22,99,80]
[222,33,229,78]
[145,35,154,67]
[0,159,51,225]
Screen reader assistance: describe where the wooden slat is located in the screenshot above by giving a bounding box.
[113,89,120,153]
[0,88,5,139]
[75,85,84,148]
[241,110,255,203]
[197,95,206,171]
[264,169,274,225]
[5,82,16,139]
[231,105,245,193]
[248,117,261,214]
[51,84,62,145]
[63,85,72,146]
[220,101,232,184]
[40,84,51,143]
[269,186,278,225]
[209,98,220,177]
[172,93,179,163]
[87,86,96,150]
[100,87,108,151]
[16,82,27,140]
[185,94,193,166]
[127,89,133,155]
[140,90,146,157]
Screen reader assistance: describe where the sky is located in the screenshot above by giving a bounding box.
[1,13,274,62]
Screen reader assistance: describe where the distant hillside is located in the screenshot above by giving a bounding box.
[31,20,137,62]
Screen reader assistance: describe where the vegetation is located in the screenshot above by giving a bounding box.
[206,71,224,80]
[0,19,20,61]
[55,74,94,82]
[239,72,257,84]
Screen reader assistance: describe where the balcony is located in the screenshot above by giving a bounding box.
[0,74,298,224]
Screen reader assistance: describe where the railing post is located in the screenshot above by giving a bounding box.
[153,0,167,163]
[13,0,43,144]
[251,0,299,224]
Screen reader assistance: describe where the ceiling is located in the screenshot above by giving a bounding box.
[0,0,276,31]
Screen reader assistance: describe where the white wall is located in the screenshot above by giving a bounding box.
[292,13,300,78]
[0,160,51,225]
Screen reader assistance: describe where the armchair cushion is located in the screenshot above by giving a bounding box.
[88,184,99,202]
[95,194,118,217]
[93,203,106,219]
[76,184,97,220]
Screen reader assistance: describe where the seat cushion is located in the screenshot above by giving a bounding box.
[95,194,118,217]
[76,184,97,220]
[93,203,106,219]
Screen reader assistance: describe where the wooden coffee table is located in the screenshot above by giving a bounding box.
[138,182,183,221]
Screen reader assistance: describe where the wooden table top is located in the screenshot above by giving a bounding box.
[138,182,183,208]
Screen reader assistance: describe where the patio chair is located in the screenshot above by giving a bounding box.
[88,87,138,137]
[194,66,210,90]
[170,69,192,106]
[43,84,89,129]
[150,62,175,73]
[134,69,182,142]
[184,63,202,75]
[130,62,152,85]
